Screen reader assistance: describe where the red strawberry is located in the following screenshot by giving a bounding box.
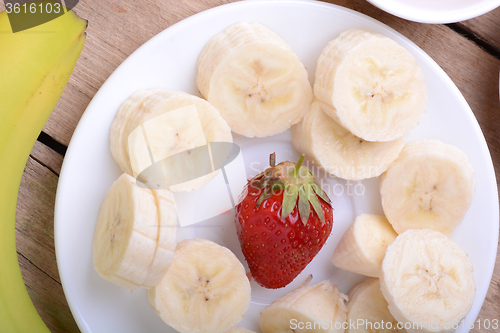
[235,153,333,289]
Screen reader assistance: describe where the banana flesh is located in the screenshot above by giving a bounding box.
[259,277,348,333]
[314,29,427,142]
[109,89,232,192]
[292,101,404,180]
[380,140,474,236]
[332,214,397,277]
[380,229,475,333]
[197,22,313,137]
[149,238,251,333]
[93,174,177,290]
[346,278,406,333]
[142,189,178,288]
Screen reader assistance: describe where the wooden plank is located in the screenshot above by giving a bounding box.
[15,157,80,332]
[480,249,500,326]
[459,7,500,54]
[31,141,64,175]
[16,157,60,284]
[18,253,79,333]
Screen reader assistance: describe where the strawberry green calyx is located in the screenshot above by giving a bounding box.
[251,153,331,225]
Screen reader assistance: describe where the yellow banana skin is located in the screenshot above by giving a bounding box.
[0,5,86,333]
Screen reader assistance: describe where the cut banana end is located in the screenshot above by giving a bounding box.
[109,89,232,192]
[314,29,427,142]
[332,214,397,277]
[381,229,475,333]
[259,277,348,333]
[292,101,404,180]
[347,278,406,333]
[148,239,251,333]
[380,140,474,236]
[93,174,160,290]
[225,327,256,333]
[197,22,313,137]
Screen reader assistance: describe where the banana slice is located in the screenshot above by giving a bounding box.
[93,174,177,290]
[109,89,158,178]
[314,29,427,142]
[259,276,348,333]
[292,101,404,180]
[225,327,256,333]
[380,140,474,236]
[142,189,178,288]
[110,89,232,192]
[380,229,475,333]
[347,278,405,333]
[197,22,313,137]
[149,238,251,333]
[332,214,397,277]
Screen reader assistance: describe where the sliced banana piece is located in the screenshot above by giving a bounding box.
[225,327,256,333]
[292,101,404,180]
[141,189,178,288]
[149,238,251,333]
[314,29,427,142]
[380,229,475,333]
[380,140,474,236]
[93,174,159,290]
[197,22,313,137]
[347,278,406,333]
[110,89,232,192]
[332,214,397,277]
[260,276,348,333]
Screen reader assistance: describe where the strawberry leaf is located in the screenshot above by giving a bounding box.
[298,186,311,225]
[311,181,330,203]
[256,185,272,207]
[281,185,298,220]
[271,180,285,191]
[305,183,325,223]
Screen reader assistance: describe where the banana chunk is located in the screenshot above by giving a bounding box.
[259,276,348,333]
[332,214,397,277]
[380,229,475,333]
[110,89,232,192]
[197,22,313,137]
[149,238,251,333]
[93,174,177,290]
[292,101,404,180]
[314,29,427,142]
[346,278,405,333]
[380,140,474,236]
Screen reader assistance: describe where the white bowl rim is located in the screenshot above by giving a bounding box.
[366,0,500,23]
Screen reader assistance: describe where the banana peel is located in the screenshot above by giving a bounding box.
[0,2,87,332]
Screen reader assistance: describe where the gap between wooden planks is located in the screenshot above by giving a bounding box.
[459,9,500,57]
[8,0,500,332]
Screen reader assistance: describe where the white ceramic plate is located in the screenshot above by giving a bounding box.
[366,0,500,24]
[54,1,499,332]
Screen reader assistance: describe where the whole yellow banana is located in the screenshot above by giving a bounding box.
[0,4,86,333]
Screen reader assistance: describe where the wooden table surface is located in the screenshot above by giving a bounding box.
[3,0,500,332]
